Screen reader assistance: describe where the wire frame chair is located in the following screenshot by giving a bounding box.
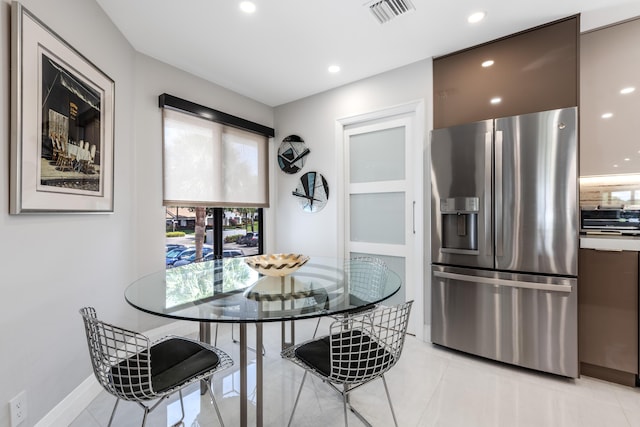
[79,307,233,427]
[313,257,389,338]
[282,300,413,427]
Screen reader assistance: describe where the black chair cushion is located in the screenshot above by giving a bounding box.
[295,330,394,380]
[111,338,220,397]
[151,338,220,393]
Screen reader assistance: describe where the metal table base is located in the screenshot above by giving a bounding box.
[200,321,263,427]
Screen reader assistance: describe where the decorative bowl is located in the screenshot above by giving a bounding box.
[244,253,309,277]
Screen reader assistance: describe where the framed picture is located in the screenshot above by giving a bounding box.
[10,2,115,214]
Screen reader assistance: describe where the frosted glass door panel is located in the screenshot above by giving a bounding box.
[349,127,405,183]
[344,113,416,330]
[350,192,405,244]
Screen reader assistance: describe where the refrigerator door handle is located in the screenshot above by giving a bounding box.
[495,130,503,257]
[433,271,573,293]
[484,131,492,255]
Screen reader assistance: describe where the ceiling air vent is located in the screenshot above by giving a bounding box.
[367,0,415,24]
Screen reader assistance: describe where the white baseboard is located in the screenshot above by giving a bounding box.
[35,321,198,427]
[34,375,103,427]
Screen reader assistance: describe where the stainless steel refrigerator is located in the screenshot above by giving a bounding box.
[430,107,578,378]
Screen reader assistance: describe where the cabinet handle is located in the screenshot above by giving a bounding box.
[586,230,622,236]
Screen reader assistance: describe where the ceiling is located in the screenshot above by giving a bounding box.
[95,0,640,107]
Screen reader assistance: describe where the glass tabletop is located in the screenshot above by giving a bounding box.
[125,256,402,323]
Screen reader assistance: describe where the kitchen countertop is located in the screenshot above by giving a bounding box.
[580,235,640,251]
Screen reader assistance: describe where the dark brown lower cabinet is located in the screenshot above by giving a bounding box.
[579,248,638,386]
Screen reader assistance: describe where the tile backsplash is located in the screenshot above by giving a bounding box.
[580,175,640,208]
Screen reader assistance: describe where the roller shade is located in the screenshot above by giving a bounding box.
[161,96,272,207]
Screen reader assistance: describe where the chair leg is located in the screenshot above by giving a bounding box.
[382,375,398,427]
[173,389,186,426]
[287,371,308,427]
[107,397,120,427]
[312,317,321,338]
[205,378,226,427]
[344,387,373,427]
[127,396,170,427]
[341,385,349,427]
[141,406,150,427]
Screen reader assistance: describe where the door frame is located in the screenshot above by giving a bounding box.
[334,100,425,337]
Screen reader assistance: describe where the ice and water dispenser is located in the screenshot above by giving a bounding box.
[440,197,479,254]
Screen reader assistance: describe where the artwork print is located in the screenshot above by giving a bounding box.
[10,2,114,213]
[39,53,103,195]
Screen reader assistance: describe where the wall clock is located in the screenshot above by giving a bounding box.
[278,134,310,174]
[292,171,329,213]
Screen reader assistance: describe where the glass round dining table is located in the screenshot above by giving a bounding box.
[125,256,401,427]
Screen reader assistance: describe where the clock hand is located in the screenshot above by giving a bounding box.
[289,148,310,164]
[291,191,322,202]
[278,148,310,167]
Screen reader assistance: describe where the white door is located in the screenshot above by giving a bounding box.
[339,103,424,335]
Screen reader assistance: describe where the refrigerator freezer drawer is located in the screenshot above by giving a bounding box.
[431,265,578,378]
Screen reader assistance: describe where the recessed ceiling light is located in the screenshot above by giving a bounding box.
[601,112,613,119]
[614,164,619,168]
[468,11,486,24]
[621,87,636,95]
[490,97,501,104]
[482,60,494,68]
[328,65,340,73]
[625,158,631,161]
[239,1,256,13]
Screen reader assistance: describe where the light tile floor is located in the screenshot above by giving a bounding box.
[72,319,640,426]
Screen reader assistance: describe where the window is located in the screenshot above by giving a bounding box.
[165,206,263,268]
[160,94,273,266]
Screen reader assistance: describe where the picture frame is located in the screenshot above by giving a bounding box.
[10,2,115,214]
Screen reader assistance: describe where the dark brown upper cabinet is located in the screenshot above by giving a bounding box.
[434,16,579,129]
[580,18,640,177]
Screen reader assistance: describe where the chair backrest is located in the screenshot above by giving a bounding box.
[345,257,389,302]
[328,300,413,384]
[79,307,156,401]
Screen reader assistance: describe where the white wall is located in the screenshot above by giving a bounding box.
[0,0,136,425]
[0,1,274,426]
